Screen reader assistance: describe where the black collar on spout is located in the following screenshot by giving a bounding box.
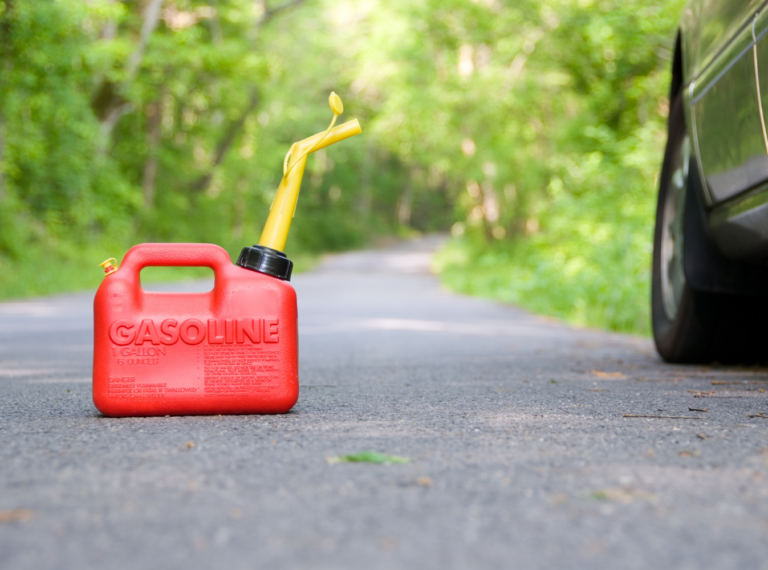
[236,245,293,281]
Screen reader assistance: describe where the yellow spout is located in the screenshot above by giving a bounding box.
[258,94,362,253]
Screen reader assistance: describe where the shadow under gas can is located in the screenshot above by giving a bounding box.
[93,243,298,417]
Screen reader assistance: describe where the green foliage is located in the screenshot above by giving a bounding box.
[1,0,683,335]
[329,451,411,464]
[434,119,662,335]
[410,0,681,335]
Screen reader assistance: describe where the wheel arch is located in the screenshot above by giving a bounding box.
[670,30,684,101]
[666,30,768,294]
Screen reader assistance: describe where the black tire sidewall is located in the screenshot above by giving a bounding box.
[651,95,709,362]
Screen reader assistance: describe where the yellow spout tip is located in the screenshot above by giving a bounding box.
[329,92,344,115]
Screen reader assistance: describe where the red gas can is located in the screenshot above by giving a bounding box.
[93,243,298,416]
[92,92,361,416]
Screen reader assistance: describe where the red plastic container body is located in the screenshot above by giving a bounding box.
[92,243,298,417]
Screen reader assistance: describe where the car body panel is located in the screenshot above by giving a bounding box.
[679,2,702,84]
[709,180,768,259]
[693,0,761,79]
[691,22,768,204]
[676,0,768,261]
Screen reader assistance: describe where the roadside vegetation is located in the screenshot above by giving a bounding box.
[1,0,682,334]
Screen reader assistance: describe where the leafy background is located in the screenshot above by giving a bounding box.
[0,0,683,334]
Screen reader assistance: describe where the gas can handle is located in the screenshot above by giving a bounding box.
[119,243,232,275]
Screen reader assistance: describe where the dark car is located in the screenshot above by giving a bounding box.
[653,0,768,363]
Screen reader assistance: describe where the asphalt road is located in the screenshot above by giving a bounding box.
[1,237,768,570]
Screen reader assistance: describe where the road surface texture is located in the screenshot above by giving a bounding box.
[1,237,767,570]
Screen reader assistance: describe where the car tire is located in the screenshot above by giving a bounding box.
[651,94,768,364]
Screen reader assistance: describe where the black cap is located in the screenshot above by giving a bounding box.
[236,245,293,281]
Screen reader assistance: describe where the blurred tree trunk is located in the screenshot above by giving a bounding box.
[0,122,5,203]
[0,0,12,204]
[232,178,247,238]
[397,169,413,226]
[0,0,14,204]
[92,0,164,144]
[100,0,118,40]
[142,94,163,208]
[190,88,259,193]
[357,142,374,220]
[190,0,305,193]
[253,0,306,40]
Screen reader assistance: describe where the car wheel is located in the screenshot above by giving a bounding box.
[652,95,708,362]
[651,95,768,364]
